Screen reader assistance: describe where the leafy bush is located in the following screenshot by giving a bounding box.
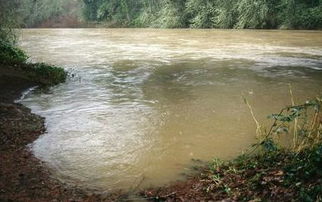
[0,0,20,43]
[204,141,322,200]
[81,0,322,29]
[24,63,67,85]
[298,6,322,29]
[0,40,28,63]
[0,1,67,87]
[152,0,188,28]
[186,0,217,28]
[0,41,67,86]
[212,95,322,200]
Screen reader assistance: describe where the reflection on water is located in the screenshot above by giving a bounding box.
[19,29,322,191]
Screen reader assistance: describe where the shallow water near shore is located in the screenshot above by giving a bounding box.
[19,29,322,191]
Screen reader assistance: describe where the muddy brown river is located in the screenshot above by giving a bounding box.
[19,29,322,191]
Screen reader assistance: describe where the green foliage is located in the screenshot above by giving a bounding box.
[133,0,160,27]
[0,40,28,63]
[296,5,322,29]
[234,0,269,28]
[2,0,321,29]
[209,158,224,171]
[278,0,322,29]
[204,143,322,200]
[245,92,322,154]
[285,144,322,182]
[186,0,216,28]
[212,1,238,28]
[0,41,67,86]
[202,97,322,200]
[0,1,68,86]
[21,0,83,28]
[260,138,279,152]
[285,144,322,201]
[83,0,139,26]
[24,63,67,85]
[0,0,21,43]
[3,0,320,29]
[1,61,67,86]
[81,0,322,29]
[152,0,187,28]
[266,97,322,151]
[0,0,83,28]
[19,0,62,27]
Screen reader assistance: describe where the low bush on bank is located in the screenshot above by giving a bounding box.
[143,95,322,201]
[204,143,322,201]
[204,95,322,201]
[82,0,322,30]
[17,62,67,85]
[0,40,67,86]
[0,40,28,63]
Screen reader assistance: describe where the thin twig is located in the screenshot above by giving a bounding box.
[243,96,262,141]
[288,83,298,150]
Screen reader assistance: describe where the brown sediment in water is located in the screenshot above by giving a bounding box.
[0,67,222,202]
[0,68,124,201]
[0,63,319,201]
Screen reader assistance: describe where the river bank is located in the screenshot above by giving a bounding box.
[142,147,322,201]
[1,69,321,202]
[0,73,125,201]
[0,52,131,200]
[1,31,322,201]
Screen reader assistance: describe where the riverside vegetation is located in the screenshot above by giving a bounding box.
[143,95,322,201]
[0,0,321,29]
[0,0,83,28]
[0,40,67,86]
[0,0,67,86]
[1,0,321,201]
[82,0,322,29]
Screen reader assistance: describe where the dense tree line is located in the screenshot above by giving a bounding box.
[0,0,82,33]
[82,0,322,29]
[19,0,81,28]
[0,0,21,43]
[1,0,321,33]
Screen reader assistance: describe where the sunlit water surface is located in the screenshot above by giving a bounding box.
[19,29,322,191]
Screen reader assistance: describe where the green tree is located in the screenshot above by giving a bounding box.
[79,0,322,29]
[0,0,21,43]
[186,0,216,28]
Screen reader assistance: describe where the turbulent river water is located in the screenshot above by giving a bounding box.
[19,29,322,191]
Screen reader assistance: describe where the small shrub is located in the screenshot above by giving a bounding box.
[28,63,67,85]
[0,41,67,86]
[0,40,28,63]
